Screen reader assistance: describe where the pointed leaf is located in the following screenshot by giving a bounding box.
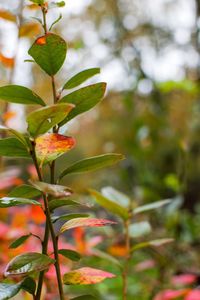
[35,133,75,164]
[89,189,129,220]
[9,234,31,249]
[59,154,124,180]
[58,249,81,261]
[0,197,41,208]
[101,187,130,208]
[0,85,45,106]
[0,125,28,148]
[29,180,73,197]
[131,238,174,253]
[63,68,100,90]
[63,267,115,285]
[59,83,106,124]
[133,199,172,215]
[21,277,36,295]
[129,221,152,238]
[8,184,41,198]
[60,217,116,234]
[27,103,74,137]
[0,282,22,300]
[49,199,80,211]
[0,137,30,158]
[4,253,55,276]
[52,213,90,223]
[49,14,62,31]
[28,33,67,75]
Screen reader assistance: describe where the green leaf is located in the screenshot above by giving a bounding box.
[58,249,81,261]
[49,14,62,31]
[59,154,124,180]
[131,238,174,253]
[30,0,44,4]
[63,68,100,90]
[0,85,45,106]
[0,137,30,158]
[4,253,55,276]
[0,282,22,300]
[59,83,106,124]
[92,249,122,268]
[129,221,152,238]
[21,277,36,295]
[28,33,67,76]
[101,187,130,208]
[49,199,81,211]
[0,197,41,208]
[133,199,172,215]
[9,234,31,249]
[29,180,73,197]
[8,184,41,198]
[89,189,129,220]
[27,103,74,137]
[71,296,98,300]
[52,213,90,223]
[0,125,29,148]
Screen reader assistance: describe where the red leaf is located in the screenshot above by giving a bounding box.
[172,274,197,286]
[63,267,116,285]
[185,290,200,300]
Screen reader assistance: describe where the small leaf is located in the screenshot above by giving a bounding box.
[4,253,55,276]
[0,85,45,106]
[89,189,129,220]
[52,213,90,223]
[8,184,41,198]
[0,10,16,22]
[63,68,100,90]
[28,33,67,76]
[59,154,124,180]
[0,125,28,148]
[49,1,65,8]
[29,180,73,197]
[9,234,31,249]
[71,296,98,300]
[0,282,22,300]
[101,187,130,208]
[21,277,36,295]
[63,267,115,285]
[133,199,172,215]
[0,137,30,158]
[58,249,81,261]
[49,199,80,211]
[60,217,116,234]
[129,221,152,238]
[27,103,74,137]
[131,238,174,253]
[35,133,75,164]
[0,197,41,208]
[59,83,106,124]
[49,14,62,31]
[29,0,44,4]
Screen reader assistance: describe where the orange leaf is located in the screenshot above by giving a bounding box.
[63,267,116,285]
[108,244,128,257]
[19,23,41,38]
[35,133,75,164]
[0,10,16,22]
[30,205,45,224]
[0,53,15,68]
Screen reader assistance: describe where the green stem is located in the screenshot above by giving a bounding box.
[122,219,131,300]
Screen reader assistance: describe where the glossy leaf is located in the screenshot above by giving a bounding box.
[59,83,106,124]
[8,184,41,198]
[63,68,100,90]
[131,238,174,253]
[9,234,31,249]
[0,197,41,208]
[59,154,124,180]
[0,282,22,300]
[60,217,116,234]
[58,249,81,261]
[0,137,30,158]
[101,186,130,208]
[4,253,55,276]
[35,133,75,164]
[52,213,90,223]
[29,180,73,197]
[129,221,152,238]
[49,199,80,211]
[0,125,28,148]
[0,85,45,106]
[27,103,74,137]
[133,199,172,215]
[63,267,115,285]
[28,33,67,75]
[89,189,129,220]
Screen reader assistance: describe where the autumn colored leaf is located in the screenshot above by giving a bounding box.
[19,22,41,38]
[0,10,16,22]
[59,217,116,234]
[63,267,116,285]
[0,53,14,68]
[35,133,75,164]
[29,180,73,197]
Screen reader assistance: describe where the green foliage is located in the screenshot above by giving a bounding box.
[49,199,80,211]
[63,68,100,90]
[58,249,81,261]
[28,33,67,75]
[9,235,31,249]
[0,282,23,300]
[0,138,30,158]
[0,197,41,208]
[0,85,45,106]
[8,185,41,198]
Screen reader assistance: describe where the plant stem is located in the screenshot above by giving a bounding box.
[122,219,131,300]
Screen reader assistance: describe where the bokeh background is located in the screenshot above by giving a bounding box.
[0,0,200,299]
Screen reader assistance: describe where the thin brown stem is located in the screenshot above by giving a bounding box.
[122,219,131,300]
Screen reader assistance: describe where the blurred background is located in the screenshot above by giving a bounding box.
[0,0,200,299]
